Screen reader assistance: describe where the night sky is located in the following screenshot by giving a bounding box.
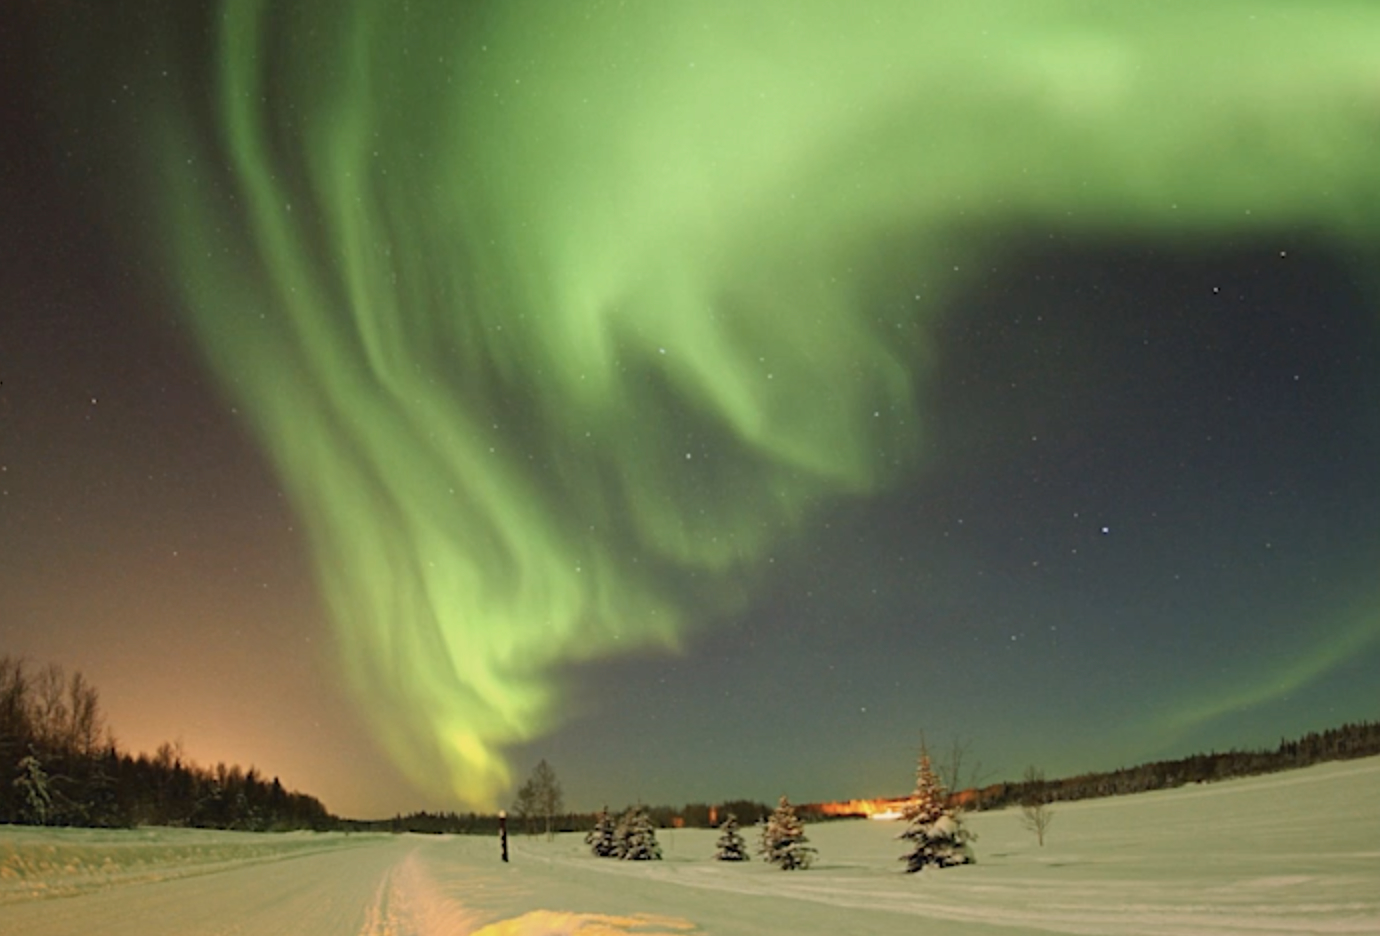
[4,1,1379,820]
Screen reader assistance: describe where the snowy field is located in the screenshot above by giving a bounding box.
[3,756,1378,935]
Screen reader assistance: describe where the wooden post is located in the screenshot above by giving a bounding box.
[499,809,509,863]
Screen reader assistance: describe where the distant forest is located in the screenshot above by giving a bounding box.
[373,721,1380,834]
[347,799,777,837]
[3,654,1377,833]
[1,656,329,830]
[956,719,1380,814]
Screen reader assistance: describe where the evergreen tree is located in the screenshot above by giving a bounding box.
[612,808,632,857]
[759,796,815,870]
[714,812,750,861]
[618,806,662,861]
[899,750,974,871]
[84,747,126,828]
[585,806,618,857]
[1,655,333,831]
[14,752,53,825]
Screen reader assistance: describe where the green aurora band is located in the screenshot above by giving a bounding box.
[151,1,1380,807]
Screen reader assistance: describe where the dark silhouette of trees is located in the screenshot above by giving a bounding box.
[1,656,331,830]
[356,811,506,835]
[717,798,772,826]
[969,721,1380,813]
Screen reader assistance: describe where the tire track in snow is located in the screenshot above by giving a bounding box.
[358,847,482,936]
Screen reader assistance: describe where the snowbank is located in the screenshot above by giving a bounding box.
[0,825,376,904]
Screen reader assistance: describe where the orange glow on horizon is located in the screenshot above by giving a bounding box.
[808,786,982,821]
[808,796,913,820]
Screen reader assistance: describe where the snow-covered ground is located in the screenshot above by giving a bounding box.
[4,756,1378,935]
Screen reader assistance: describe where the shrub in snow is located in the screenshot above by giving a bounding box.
[586,806,618,857]
[714,812,750,861]
[899,751,974,872]
[759,796,816,870]
[616,807,662,860]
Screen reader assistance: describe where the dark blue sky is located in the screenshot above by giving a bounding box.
[527,237,1380,808]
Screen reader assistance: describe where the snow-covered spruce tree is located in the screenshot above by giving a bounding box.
[585,806,618,857]
[899,751,974,871]
[612,808,632,858]
[619,807,662,860]
[759,796,815,870]
[714,812,750,861]
[13,752,53,826]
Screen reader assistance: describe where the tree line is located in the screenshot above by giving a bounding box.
[331,718,1380,839]
[363,800,777,837]
[362,755,777,838]
[1,656,330,830]
[8,652,1373,835]
[506,759,775,838]
[965,720,1380,812]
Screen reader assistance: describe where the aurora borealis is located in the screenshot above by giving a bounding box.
[4,1,1380,816]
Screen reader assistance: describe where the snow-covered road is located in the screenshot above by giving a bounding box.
[1,827,938,936]
[5,833,411,935]
[5,758,1380,935]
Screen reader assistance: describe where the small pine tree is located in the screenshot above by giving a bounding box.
[759,796,815,870]
[13,753,52,826]
[619,807,662,861]
[714,812,750,861]
[585,806,618,857]
[899,751,974,872]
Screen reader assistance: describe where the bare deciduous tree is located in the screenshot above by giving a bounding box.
[1021,765,1055,847]
[532,759,563,840]
[921,732,992,811]
[33,663,69,751]
[511,777,538,837]
[68,671,104,758]
[513,759,563,840]
[0,656,31,759]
